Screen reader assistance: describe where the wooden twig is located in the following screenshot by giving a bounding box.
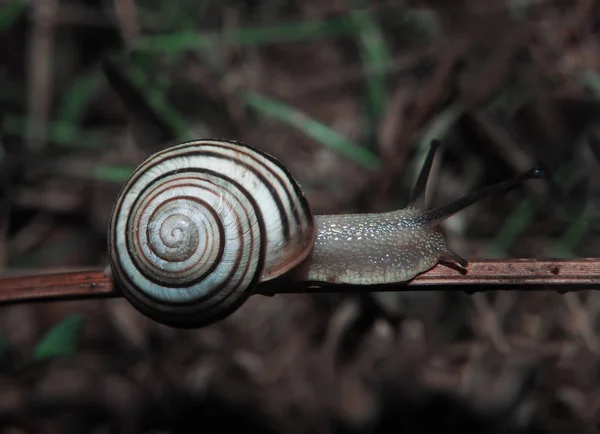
[0,269,115,305]
[26,0,58,154]
[404,258,600,288]
[113,0,140,46]
[0,259,599,306]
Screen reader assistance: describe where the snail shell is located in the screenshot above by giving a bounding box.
[107,139,316,327]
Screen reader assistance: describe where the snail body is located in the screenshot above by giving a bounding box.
[303,210,451,286]
[108,139,541,328]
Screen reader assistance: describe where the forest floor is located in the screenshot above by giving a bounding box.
[1,0,600,433]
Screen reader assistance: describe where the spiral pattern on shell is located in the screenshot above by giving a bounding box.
[108,139,316,327]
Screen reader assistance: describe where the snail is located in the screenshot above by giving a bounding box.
[107,138,542,328]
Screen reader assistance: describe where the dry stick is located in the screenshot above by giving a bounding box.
[26,0,58,155]
[0,259,599,306]
[113,0,141,46]
[0,270,115,305]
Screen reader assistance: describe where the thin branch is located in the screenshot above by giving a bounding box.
[113,0,141,47]
[26,0,58,154]
[0,269,115,305]
[405,258,600,288]
[0,259,599,306]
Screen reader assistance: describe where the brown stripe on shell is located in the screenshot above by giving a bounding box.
[127,179,226,287]
[122,168,262,291]
[107,167,267,328]
[120,139,312,243]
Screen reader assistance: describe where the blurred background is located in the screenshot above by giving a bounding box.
[1,0,600,432]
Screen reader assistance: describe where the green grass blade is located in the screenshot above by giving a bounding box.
[124,61,191,140]
[242,91,381,170]
[509,0,532,20]
[55,71,104,143]
[135,16,359,52]
[415,101,465,148]
[94,164,136,183]
[485,200,537,258]
[579,71,600,98]
[549,210,593,258]
[403,8,442,40]
[57,71,103,124]
[351,8,390,130]
[0,0,26,30]
[33,314,84,361]
[486,161,580,258]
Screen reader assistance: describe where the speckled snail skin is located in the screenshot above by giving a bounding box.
[107,139,541,328]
